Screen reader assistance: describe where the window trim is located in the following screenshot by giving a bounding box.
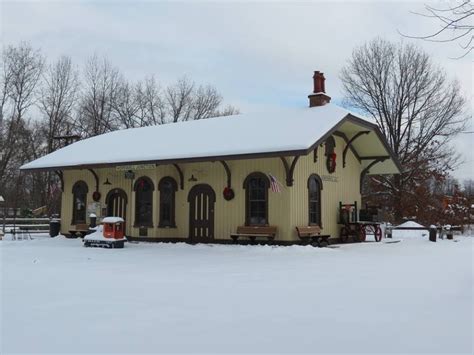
[71,180,88,225]
[243,172,270,226]
[307,174,323,227]
[158,176,178,228]
[133,176,155,228]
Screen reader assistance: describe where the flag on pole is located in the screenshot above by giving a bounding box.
[268,173,282,193]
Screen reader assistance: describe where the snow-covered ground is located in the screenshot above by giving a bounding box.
[1,233,472,354]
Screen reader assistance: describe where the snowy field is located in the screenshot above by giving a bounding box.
[1,233,472,354]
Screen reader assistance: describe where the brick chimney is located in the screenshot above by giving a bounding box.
[308,71,331,107]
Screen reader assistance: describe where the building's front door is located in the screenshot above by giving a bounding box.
[106,188,128,220]
[188,184,215,241]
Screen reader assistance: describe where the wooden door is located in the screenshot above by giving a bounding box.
[188,184,216,241]
[106,188,128,220]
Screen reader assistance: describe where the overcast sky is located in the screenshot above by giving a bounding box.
[1,0,472,180]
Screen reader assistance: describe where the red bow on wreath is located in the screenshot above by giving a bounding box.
[223,187,235,201]
[326,152,337,173]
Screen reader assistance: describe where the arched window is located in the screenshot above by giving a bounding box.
[158,177,177,228]
[308,174,323,226]
[72,181,88,225]
[134,176,154,227]
[243,172,270,226]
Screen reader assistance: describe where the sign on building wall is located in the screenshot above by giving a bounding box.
[116,164,156,171]
[321,175,339,183]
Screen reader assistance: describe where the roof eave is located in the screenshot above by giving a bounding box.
[343,114,402,174]
[20,148,310,173]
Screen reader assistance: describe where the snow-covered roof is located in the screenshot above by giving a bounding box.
[20,103,401,174]
[102,217,125,223]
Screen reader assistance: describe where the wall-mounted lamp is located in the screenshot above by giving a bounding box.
[188,174,198,182]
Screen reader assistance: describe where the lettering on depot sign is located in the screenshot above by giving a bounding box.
[321,175,338,183]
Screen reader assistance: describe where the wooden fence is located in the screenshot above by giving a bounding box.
[2,217,50,237]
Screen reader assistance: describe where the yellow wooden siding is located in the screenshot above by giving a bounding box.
[61,158,292,240]
[61,169,97,232]
[60,137,361,241]
[290,136,362,239]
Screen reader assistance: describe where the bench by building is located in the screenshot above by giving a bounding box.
[230,226,277,243]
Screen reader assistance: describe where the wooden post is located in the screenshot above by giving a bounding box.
[429,225,437,242]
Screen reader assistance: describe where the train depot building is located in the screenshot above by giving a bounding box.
[21,72,401,244]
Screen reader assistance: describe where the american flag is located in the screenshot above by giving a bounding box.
[268,173,282,193]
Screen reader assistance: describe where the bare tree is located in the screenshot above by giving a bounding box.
[165,76,238,123]
[340,38,467,221]
[462,179,474,198]
[166,77,194,123]
[213,104,240,117]
[76,54,120,137]
[36,55,78,213]
[135,76,166,126]
[111,78,140,128]
[39,55,79,153]
[0,51,13,127]
[0,43,44,200]
[116,75,238,128]
[403,0,473,58]
[191,85,222,120]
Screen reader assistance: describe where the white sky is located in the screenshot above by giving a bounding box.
[1,0,472,180]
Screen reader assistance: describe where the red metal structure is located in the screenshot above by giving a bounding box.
[103,217,125,239]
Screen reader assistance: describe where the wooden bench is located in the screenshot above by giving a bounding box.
[296,225,331,247]
[230,226,277,244]
[69,223,90,238]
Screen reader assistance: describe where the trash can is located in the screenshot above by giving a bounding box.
[49,218,61,237]
[429,225,437,242]
[445,224,453,240]
[385,223,392,238]
[89,213,97,228]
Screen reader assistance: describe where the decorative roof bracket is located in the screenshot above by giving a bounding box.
[360,156,388,192]
[343,131,370,168]
[219,161,232,188]
[87,169,99,192]
[333,131,361,163]
[280,156,300,187]
[172,163,184,190]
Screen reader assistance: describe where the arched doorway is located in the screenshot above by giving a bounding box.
[106,188,128,221]
[188,184,215,241]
